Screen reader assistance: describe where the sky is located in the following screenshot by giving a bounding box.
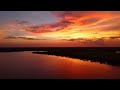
[0,11,120,47]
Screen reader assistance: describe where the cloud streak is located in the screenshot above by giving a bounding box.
[0,11,120,47]
[24,11,120,34]
[4,36,47,40]
[109,36,120,39]
[25,20,73,33]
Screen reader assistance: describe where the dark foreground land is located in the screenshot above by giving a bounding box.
[0,47,120,66]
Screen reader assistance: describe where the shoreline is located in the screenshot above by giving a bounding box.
[0,47,120,66]
[32,49,120,66]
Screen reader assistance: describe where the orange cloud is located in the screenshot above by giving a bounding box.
[1,11,120,47]
[25,11,120,35]
[25,20,73,33]
[52,11,119,26]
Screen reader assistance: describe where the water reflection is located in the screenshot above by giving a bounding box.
[32,51,120,66]
[0,51,120,79]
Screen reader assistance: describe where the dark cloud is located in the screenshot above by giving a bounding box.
[5,36,17,39]
[64,38,86,41]
[18,37,41,40]
[25,20,73,33]
[63,37,105,46]
[81,38,105,46]
[4,36,47,40]
[109,36,120,39]
[60,20,73,24]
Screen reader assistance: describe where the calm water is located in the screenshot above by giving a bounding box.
[0,51,120,79]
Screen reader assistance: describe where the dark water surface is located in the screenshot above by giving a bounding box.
[0,51,120,79]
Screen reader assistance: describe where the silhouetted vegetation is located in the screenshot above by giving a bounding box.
[0,47,120,66]
[32,47,120,66]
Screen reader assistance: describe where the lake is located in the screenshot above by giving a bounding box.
[0,51,120,79]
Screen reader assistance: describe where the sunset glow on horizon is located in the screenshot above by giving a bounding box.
[0,11,120,47]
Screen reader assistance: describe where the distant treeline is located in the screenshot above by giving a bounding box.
[0,47,120,66]
[0,47,120,52]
